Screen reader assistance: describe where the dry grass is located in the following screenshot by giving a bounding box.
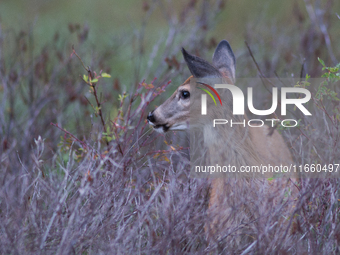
[0,0,339,254]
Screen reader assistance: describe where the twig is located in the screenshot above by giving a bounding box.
[89,70,108,146]
[300,58,306,81]
[303,0,338,64]
[245,41,275,93]
[71,45,87,70]
[50,122,89,150]
[71,46,109,147]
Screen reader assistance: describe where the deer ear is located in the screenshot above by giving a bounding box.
[212,40,236,83]
[182,48,221,78]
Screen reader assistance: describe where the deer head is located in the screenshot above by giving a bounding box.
[147,40,236,133]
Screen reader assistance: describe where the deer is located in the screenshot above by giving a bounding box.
[147,40,299,246]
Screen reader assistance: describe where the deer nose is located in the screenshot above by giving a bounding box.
[147,110,156,123]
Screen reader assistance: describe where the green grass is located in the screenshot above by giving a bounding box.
[4,0,339,53]
[1,0,339,84]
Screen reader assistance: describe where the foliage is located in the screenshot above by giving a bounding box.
[0,0,340,254]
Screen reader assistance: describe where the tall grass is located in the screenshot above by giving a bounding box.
[0,0,339,254]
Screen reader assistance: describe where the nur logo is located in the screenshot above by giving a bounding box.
[199,83,312,116]
[197,82,222,115]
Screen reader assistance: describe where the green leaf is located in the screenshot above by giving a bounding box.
[83,75,88,82]
[101,73,111,78]
[91,78,98,83]
[118,93,128,101]
[318,57,325,67]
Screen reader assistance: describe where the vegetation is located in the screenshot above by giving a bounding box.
[0,0,339,253]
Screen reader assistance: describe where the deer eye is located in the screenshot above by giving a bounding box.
[180,90,190,99]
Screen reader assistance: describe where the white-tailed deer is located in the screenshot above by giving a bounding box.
[147,40,298,245]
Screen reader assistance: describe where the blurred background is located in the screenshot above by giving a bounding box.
[2,0,339,78]
[0,0,339,254]
[1,0,339,143]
